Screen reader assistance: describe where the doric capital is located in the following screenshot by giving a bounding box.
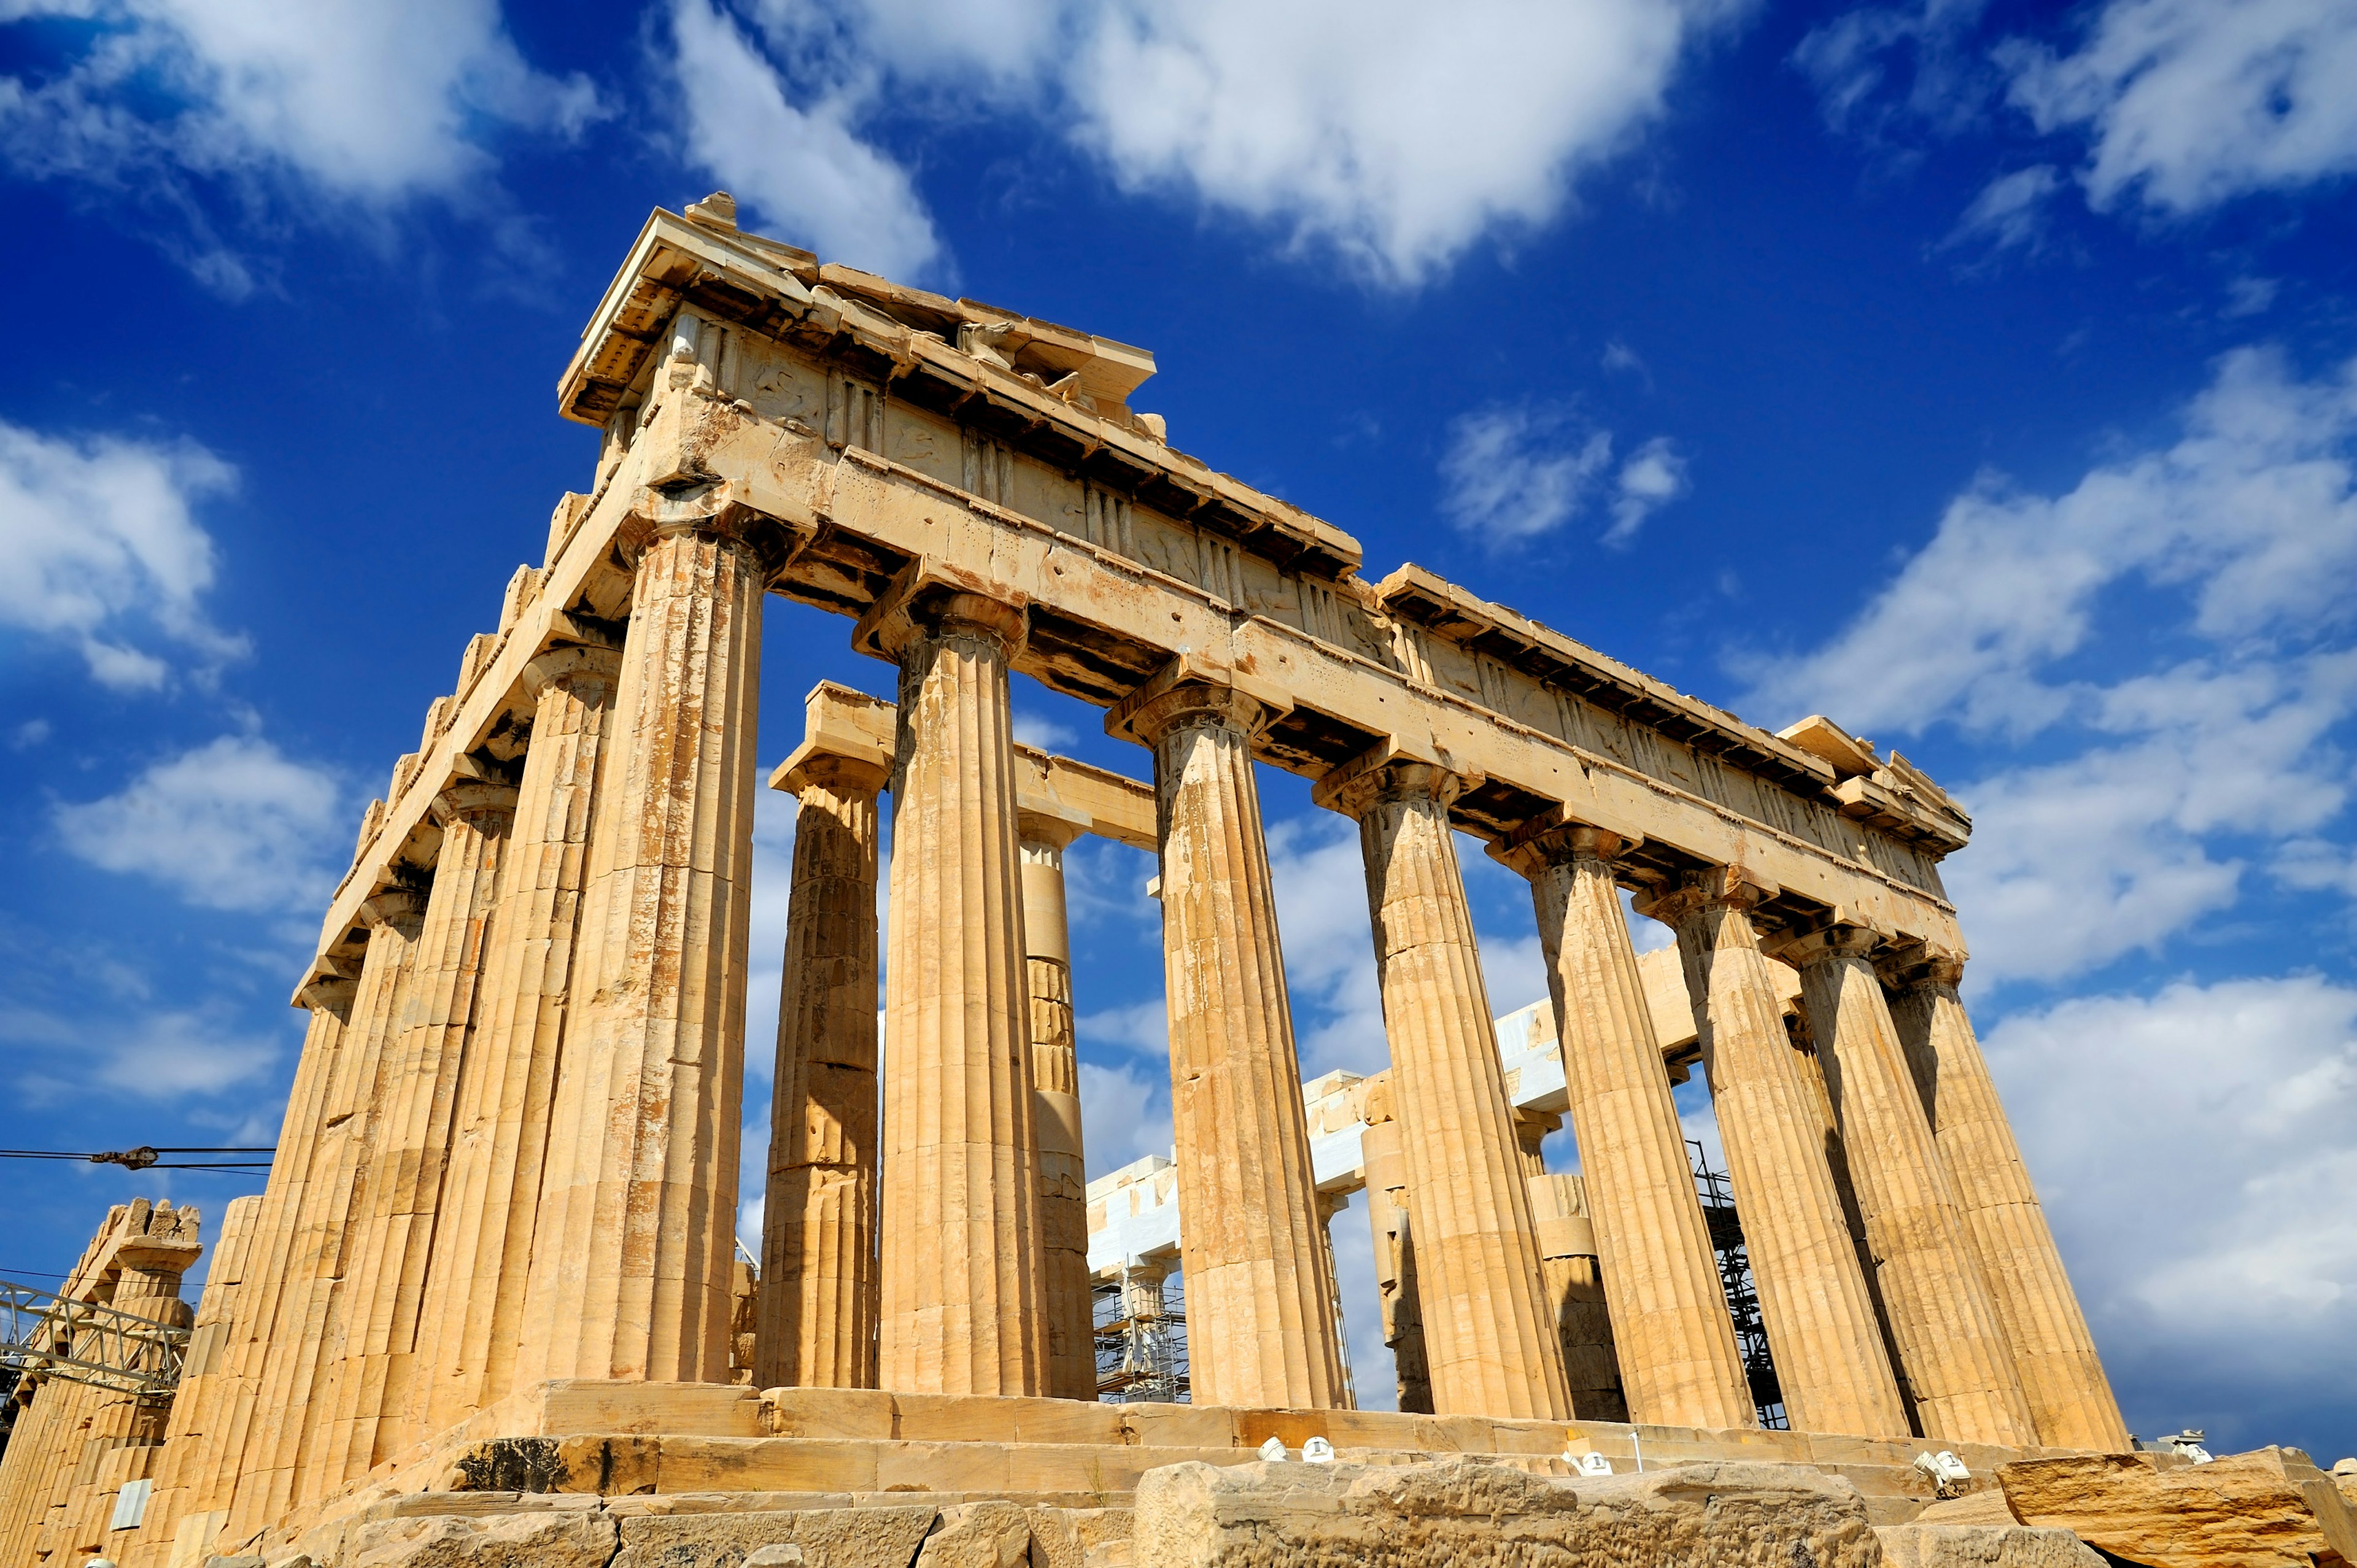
[1771,919,1883,971]
[1309,739,1480,821]
[358,886,428,931]
[1104,652,1293,748]
[852,559,1028,663]
[524,643,623,702]
[1487,814,1636,881]
[623,474,810,581]
[1876,938,1967,991]
[298,975,359,1016]
[431,779,519,828]
[1016,804,1089,854]
[780,751,890,801]
[1631,864,1779,929]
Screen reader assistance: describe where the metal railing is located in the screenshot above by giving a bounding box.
[0,1280,187,1404]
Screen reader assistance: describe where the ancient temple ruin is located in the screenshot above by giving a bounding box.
[0,196,2158,1568]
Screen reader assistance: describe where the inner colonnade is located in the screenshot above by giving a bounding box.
[112,198,2131,1568]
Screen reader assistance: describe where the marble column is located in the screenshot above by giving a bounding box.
[1884,946,2131,1451]
[317,781,513,1485]
[873,592,1050,1395]
[40,1205,200,1567]
[757,746,888,1390]
[1641,870,1911,1439]
[1317,758,1569,1421]
[1781,924,2036,1446]
[1527,1172,1628,1421]
[518,516,767,1386]
[123,1192,259,1568]
[409,646,622,1432]
[1495,822,1754,1430]
[1018,816,1099,1402]
[228,889,423,1537]
[1360,1107,1433,1415]
[133,982,350,1568]
[1113,676,1345,1410]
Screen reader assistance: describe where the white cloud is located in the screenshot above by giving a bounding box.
[663,0,942,280]
[1012,710,1078,752]
[1604,435,1690,546]
[1439,406,1614,544]
[703,0,1741,287]
[1945,163,2060,253]
[1265,814,1389,1076]
[2000,0,2357,215]
[0,419,242,689]
[1744,347,2357,738]
[0,0,600,287]
[1741,346,2357,987]
[1985,975,2357,1448]
[94,1006,280,1096]
[1793,0,1996,144]
[1442,409,1690,548]
[2224,275,2279,319]
[1077,1058,1172,1179]
[53,735,347,914]
[1945,655,2357,983]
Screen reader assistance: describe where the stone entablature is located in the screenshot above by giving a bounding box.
[305,205,1965,989]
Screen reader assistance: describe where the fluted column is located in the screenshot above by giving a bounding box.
[409,646,622,1433]
[226,890,422,1539]
[1018,819,1099,1402]
[1781,924,2036,1446]
[1317,758,1568,1421]
[873,592,1050,1395]
[317,781,513,1485]
[1115,676,1345,1410]
[757,749,887,1390]
[42,1206,199,1567]
[1884,946,2129,1450]
[1526,1173,1628,1422]
[1495,822,1754,1430]
[1639,870,1910,1439]
[125,1193,258,1568]
[518,517,767,1386]
[1360,1104,1433,1415]
[131,983,349,1568]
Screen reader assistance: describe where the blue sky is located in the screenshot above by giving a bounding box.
[2,0,2353,1462]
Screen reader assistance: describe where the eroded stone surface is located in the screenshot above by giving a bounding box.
[1999,1450,2357,1568]
[1134,1456,1878,1568]
[616,1505,937,1568]
[913,1503,1031,1568]
[1874,1523,2102,1567]
[346,1510,617,1568]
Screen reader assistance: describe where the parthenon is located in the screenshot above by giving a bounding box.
[2,193,2183,1567]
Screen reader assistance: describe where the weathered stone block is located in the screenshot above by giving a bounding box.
[1999,1448,2357,1568]
[1874,1523,2103,1567]
[614,1505,936,1568]
[1026,1508,1131,1568]
[345,1510,617,1568]
[913,1503,1030,1568]
[1133,1456,1879,1568]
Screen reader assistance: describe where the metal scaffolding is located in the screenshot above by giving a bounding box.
[0,1279,188,1405]
[1687,1141,1787,1429]
[1092,1264,1189,1403]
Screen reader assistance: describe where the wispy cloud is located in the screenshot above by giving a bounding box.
[0,418,244,690]
[54,735,347,915]
[0,0,602,290]
[1604,435,1690,546]
[1439,406,1614,544]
